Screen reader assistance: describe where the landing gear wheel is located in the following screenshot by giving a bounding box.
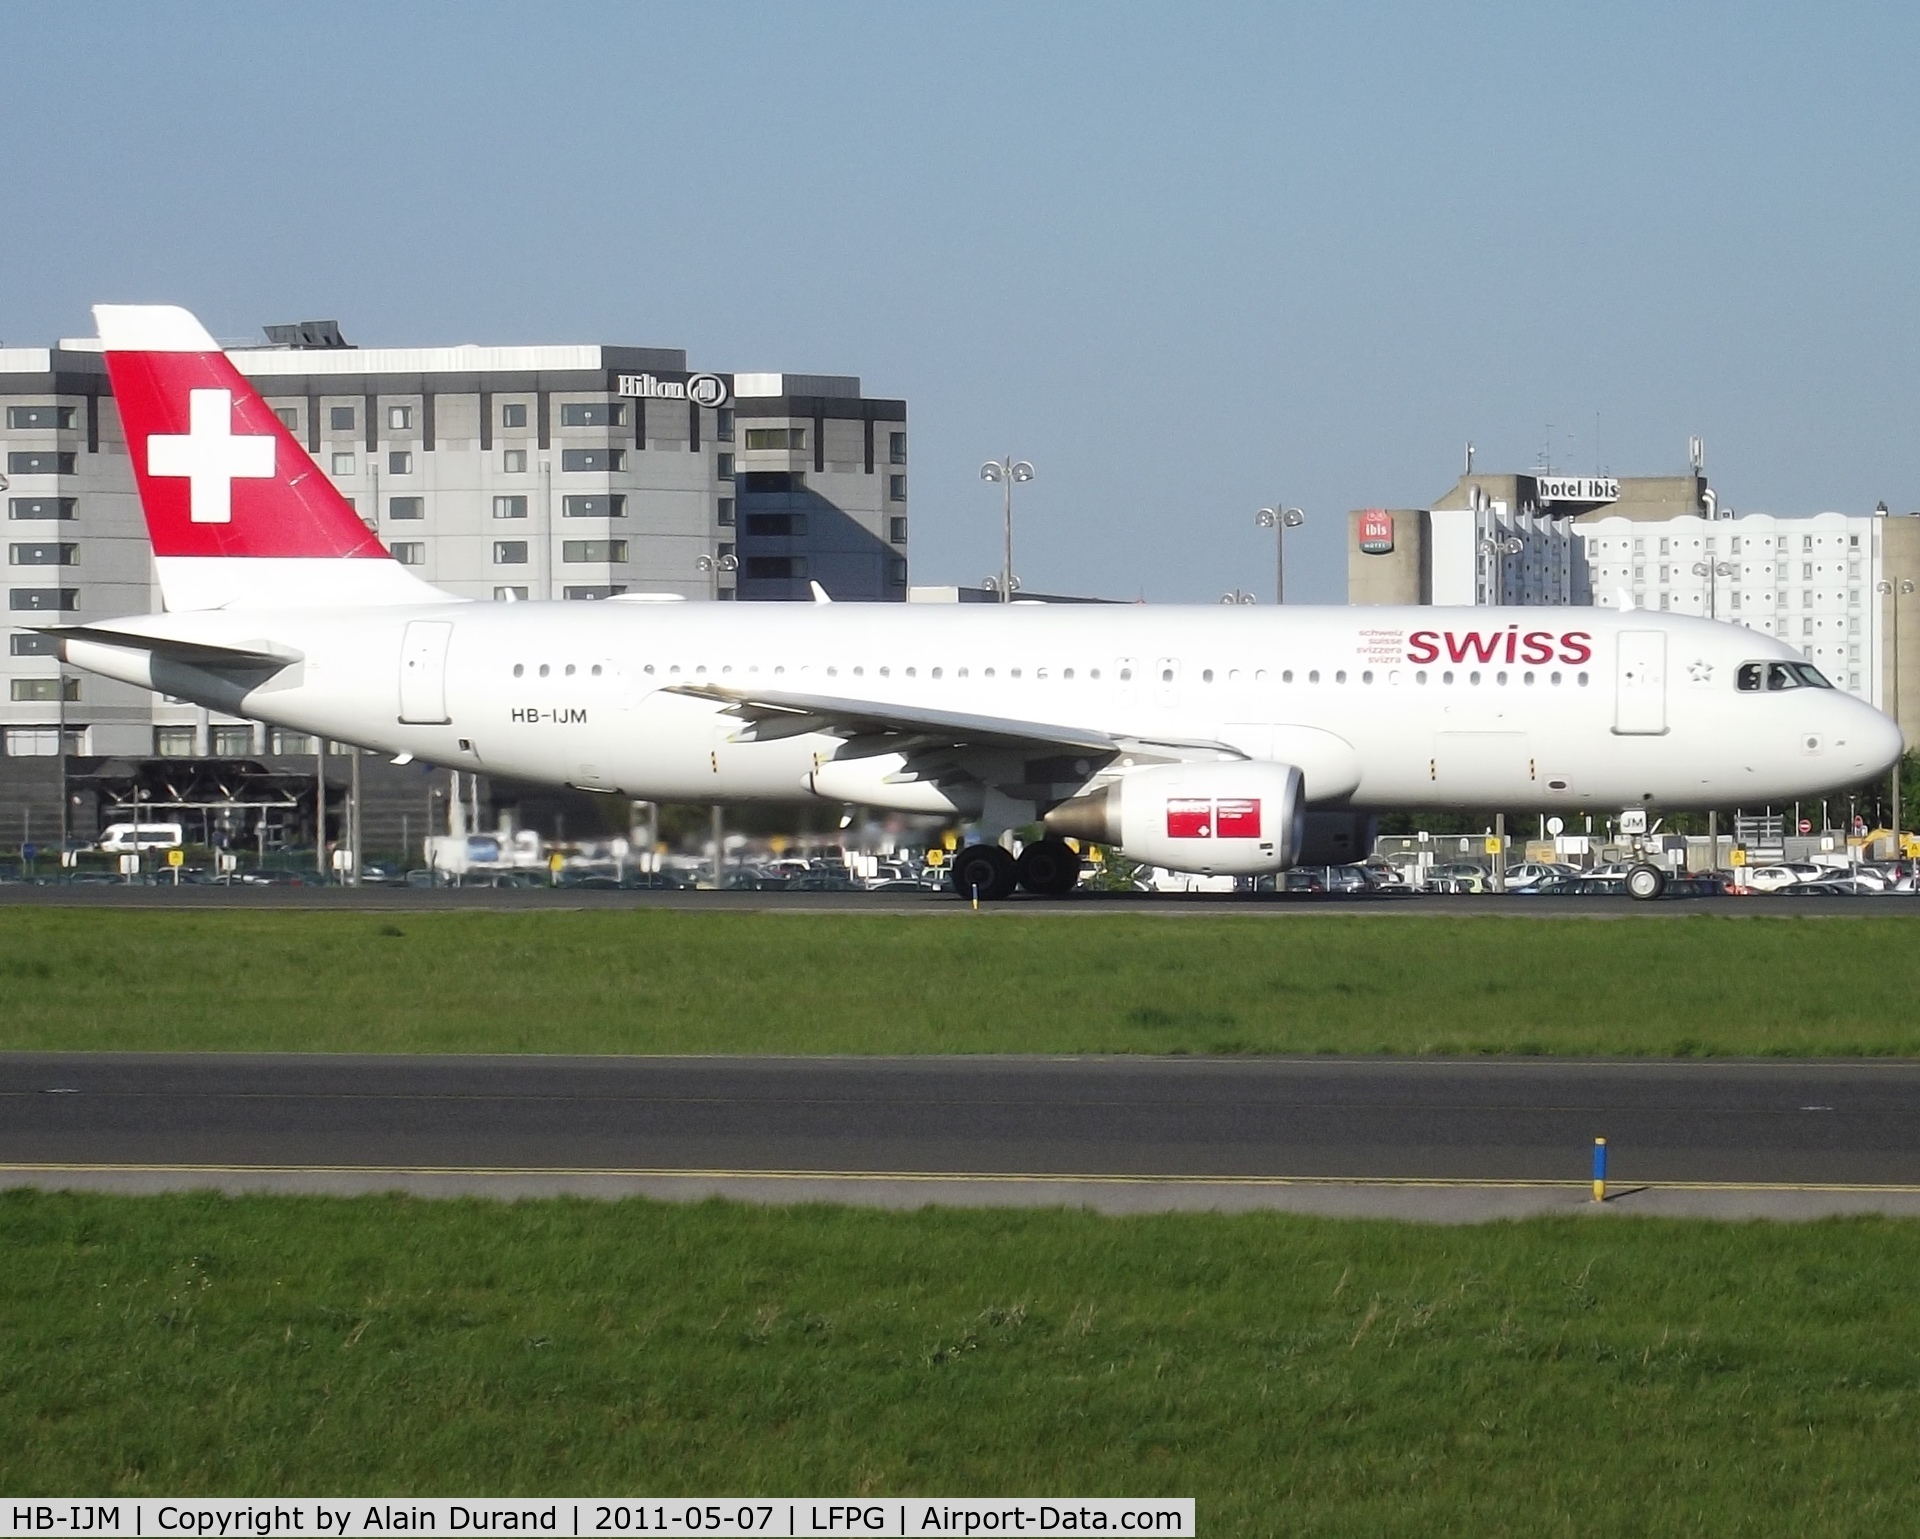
[1015,838,1084,896]
[1625,863,1668,901]
[949,843,1019,902]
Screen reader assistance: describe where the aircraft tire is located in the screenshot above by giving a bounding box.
[1015,838,1084,896]
[1625,863,1668,901]
[949,843,1019,901]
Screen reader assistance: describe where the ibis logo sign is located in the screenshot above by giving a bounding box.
[1536,476,1619,506]
[1357,509,1395,554]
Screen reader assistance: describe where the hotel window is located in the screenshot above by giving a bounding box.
[387,405,413,430]
[559,403,626,428]
[274,407,299,431]
[271,729,316,755]
[501,403,528,429]
[716,409,734,442]
[154,727,197,757]
[562,495,626,518]
[389,542,426,566]
[889,557,908,585]
[6,405,75,429]
[561,448,624,472]
[745,427,807,450]
[493,541,529,564]
[9,499,76,520]
[493,496,528,519]
[890,517,909,544]
[8,588,77,611]
[331,452,355,475]
[746,556,806,580]
[502,449,528,473]
[330,406,356,431]
[888,474,907,501]
[889,431,907,464]
[494,586,530,601]
[562,540,627,563]
[11,677,78,702]
[10,543,78,566]
[717,453,734,480]
[7,453,75,476]
[212,726,254,757]
[387,451,413,475]
[717,497,735,526]
[9,634,56,655]
[388,497,424,521]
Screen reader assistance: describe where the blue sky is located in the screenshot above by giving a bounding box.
[6,3,1917,601]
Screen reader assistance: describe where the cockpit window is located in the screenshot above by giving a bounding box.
[1742,660,1836,692]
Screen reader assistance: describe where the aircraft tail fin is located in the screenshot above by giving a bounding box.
[94,304,455,612]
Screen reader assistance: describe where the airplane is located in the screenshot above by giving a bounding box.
[46,304,1905,901]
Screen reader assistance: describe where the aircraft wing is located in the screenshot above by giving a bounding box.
[663,682,1240,763]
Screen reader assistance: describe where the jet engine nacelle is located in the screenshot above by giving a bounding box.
[1045,760,1305,875]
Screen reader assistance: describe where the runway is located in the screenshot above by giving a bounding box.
[7,1053,1920,1219]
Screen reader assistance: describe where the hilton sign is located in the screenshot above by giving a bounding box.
[616,371,731,408]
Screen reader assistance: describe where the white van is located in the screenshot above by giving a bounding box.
[97,822,185,853]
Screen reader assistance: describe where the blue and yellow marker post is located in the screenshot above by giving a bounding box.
[1592,1136,1608,1202]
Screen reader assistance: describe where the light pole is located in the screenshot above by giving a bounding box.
[695,551,738,599]
[1691,557,1736,620]
[1877,577,1915,848]
[1478,535,1523,606]
[1256,506,1305,604]
[980,458,1034,603]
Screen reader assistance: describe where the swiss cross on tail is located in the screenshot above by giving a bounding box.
[147,389,275,523]
[93,303,390,563]
[92,304,448,611]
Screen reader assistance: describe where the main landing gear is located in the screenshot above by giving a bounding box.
[948,839,1084,900]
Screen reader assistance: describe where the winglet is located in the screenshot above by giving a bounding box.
[810,581,834,604]
[1614,586,1636,612]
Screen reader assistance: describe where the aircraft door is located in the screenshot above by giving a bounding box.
[398,620,454,724]
[1614,630,1668,735]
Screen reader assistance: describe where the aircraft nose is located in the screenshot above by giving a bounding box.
[1853,701,1906,777]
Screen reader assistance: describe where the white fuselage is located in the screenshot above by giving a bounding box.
[64,600,1904,829]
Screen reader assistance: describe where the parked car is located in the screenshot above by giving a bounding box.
[1504,861,1575,890]
[1429,862,1490,893]
[1745,862,1829,893]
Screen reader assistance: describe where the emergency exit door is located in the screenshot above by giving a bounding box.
[398,620,453,724]
[1613,630,1667,735]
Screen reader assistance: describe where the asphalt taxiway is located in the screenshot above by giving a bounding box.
[7,1053,1920,1220]
[0,883,1915,918]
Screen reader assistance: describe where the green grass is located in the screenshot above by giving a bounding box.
[0,909,1917,1056]
[3,1190,1919,1534]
